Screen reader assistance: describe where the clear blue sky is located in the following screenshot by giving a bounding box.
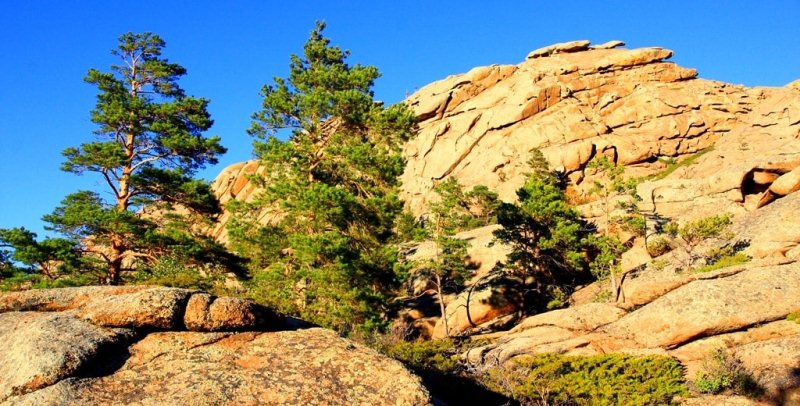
[1,1,799,236]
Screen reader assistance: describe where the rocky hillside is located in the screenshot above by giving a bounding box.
[214,39,800,226]
[0,286,431,405]
[205,40,800,403]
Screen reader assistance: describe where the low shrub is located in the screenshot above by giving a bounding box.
[643,148,714,182]
[131,255,226,292]
[693,253,750,274]
[593,288,613,303]
[0,270,95,291]
[616,215,646,237]
[481,353,688,405]
[649,259,669,271]
[381,338,460,374]
[694,347,762,398]
[788,311,800,324]
[646,237,672,258]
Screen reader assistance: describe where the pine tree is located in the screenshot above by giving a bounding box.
[41,32,227,285]
[493,150,593,310]
[0,228,79,279]
[229,22,415,333]
[417,178,472,337]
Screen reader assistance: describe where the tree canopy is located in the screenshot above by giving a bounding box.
[3,32,229,286]
[493,150,595,310]
[228,22,416,333]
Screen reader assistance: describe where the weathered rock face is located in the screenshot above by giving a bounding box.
[195,40,800,402]
[401,42,800,221]
[431,272,523,339]
[0,287,431,406]
[466,261,800,403]
[208,40,800,233]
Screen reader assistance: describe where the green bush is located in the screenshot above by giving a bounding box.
[592,288,613,303]
[694,348,762,397]
[649,259,669,271]
[482,353,688,405]
[0,269,95,291]
[787,311,800,324]
[646,237,672,258]
[131,255,226,292]
[616,215,646,237]
[381,338,460,374]
[693,252,750,274]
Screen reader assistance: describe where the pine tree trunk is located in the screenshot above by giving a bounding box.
[436,274,449,337]
[108,241,124,285]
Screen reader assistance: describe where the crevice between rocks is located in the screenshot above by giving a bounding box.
[665,314,796,351]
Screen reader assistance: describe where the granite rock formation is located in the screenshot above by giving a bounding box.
[0,287,431,406]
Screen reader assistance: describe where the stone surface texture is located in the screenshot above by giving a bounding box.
[0,287,431,405]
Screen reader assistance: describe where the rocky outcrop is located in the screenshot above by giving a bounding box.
[431,272,523,339]
[192,40,800,401]
[0,287,431,405]
[603,262,800,348]
[207,40,800,235]
[465,260,800,402]
[401,41,800,220]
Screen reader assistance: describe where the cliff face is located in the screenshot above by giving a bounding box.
[214,40,800,226]
[204,41,800,401]
[401,40,800,220]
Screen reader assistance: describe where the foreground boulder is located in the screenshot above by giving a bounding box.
[0,286,431,406]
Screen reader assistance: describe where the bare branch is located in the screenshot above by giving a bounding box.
[130,153,170,172]
[100,169,120,199]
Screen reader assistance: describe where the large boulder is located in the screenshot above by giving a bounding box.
[0,312,137,401]
[466,303,629,365]
[0,286,282,331]
[6,329,431,406]
[0,287,431,405]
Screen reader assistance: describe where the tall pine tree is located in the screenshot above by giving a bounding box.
[42,32,227,285]
[229,22,415,333]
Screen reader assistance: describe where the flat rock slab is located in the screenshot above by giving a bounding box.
[603,262,800,348]
[5,329,431,406]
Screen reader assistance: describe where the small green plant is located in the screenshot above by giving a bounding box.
[664,214,733,269]
[381,338,460,374]
[649,259,669,271]
[616,214,646,237]
[593,288,613,303]
[482,353,688,405]
[132,255,225,291]
[693,252,750,273]
[644,147,714,182]
[694,347,762,397]
[394,211,429,242]
[646,236,672,258]
[546,286,568,310]
[788,311,800,324]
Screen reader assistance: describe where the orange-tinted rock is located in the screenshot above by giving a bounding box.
[602,262,800,348]
[526,40,591,59]
[432,273,523,339]
[184,294,280,331]
[7,329,431,406]
[0,288,431,405]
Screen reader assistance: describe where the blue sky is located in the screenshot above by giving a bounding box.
[1,1,799,235]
